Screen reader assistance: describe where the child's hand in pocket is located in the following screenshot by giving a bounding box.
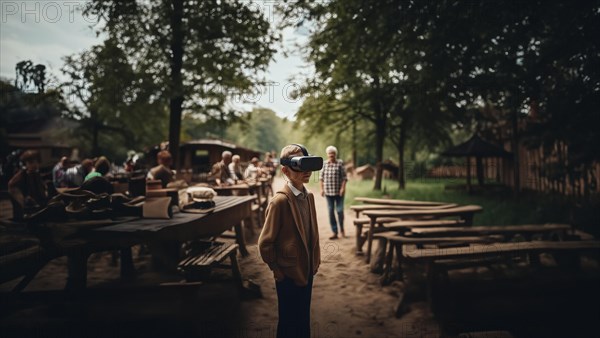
[273,268,285,282]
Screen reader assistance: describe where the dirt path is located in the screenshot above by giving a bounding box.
[1,177,439,337]
[239,177,438,338]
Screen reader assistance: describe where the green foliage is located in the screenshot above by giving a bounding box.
[224,108,285,153]
[345,178,572,227]
[61,38,169,160]
[82,0,278,159]
[15,60,47,93]
[287,0,599,194]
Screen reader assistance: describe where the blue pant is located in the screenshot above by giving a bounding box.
[275,275,313,338]
[325,195,345,234]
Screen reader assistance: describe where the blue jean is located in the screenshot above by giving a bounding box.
[325,195,344,234]
[275,275,313,338]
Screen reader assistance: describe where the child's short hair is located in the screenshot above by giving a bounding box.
[95,156,111,175]
[279,144,303,163]
[20,150,40,163]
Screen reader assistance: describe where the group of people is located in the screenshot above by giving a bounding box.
[51,156,112,189]
[7,150,116,220]
[211,151,277,186]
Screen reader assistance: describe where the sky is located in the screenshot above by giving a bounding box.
[0,0,310,120]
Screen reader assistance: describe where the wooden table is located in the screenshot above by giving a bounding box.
[212,183,253,196]
[354,197,449,206]
[408,223,572,239]
[362,205,483,263]
[350,203,458,218]
[399,240,600,318]
[212,181,265,227]
[95,195,255,250]
[375,223,572,284]
[65,195,256,291]
[403,240,600,262]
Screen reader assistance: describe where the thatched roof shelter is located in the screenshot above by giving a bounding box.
[441,134,512,192]
[441,134,512,158]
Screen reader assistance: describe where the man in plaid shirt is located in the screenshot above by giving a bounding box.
[319,145,348,239]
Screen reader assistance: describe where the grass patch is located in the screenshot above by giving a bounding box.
[342,178,572,227]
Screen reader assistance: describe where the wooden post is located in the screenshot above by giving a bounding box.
[466,156,472,193]
[476,156,484,186]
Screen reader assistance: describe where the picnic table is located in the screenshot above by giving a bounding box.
[397,240,600,317]
[404,240,600,262]
[375,223,572,285]
[18,195,256,292]
[212,180,267,226]
[408,223,572,239]
[354,197,449,206]
[362,205,483,263]
[212,182,253,196]
[350,203,458,218]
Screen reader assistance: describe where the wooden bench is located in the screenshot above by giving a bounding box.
[355,197,449,206]
[353,217,401,254]
[401,240,600,318]
[363,205,483,263]
[354,218,465,254]
[350,203,458,218]
[408,224,572,239]
[373,232,496,285]
[403,240,600,263]
[372,223,566,284]
[178,241,242,288]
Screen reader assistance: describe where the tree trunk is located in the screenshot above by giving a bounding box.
[168,0,184,170]
[397,122,406,190]
[511,109,520,198]
[92,122,99,157]
[373,119,385,190]
[466,156,472,194]
[371,75,386,191]
[476,156,484,186]
[352,118,357,168]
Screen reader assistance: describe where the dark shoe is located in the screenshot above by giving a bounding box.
[329,234,338,240]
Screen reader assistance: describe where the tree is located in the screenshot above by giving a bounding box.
[15,60,47,93]
[427,0,600,196]
[62,39,169,158]
[83,0,277,167]
[288,0,458,190]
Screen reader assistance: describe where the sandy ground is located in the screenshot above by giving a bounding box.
[10,178,600,338]
[3,178,600,337]
[1,177,440,337]
[238,177,439,338]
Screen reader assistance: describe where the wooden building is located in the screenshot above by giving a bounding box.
[5,116,74,169]
[178,139,262,174]
[355,164,376,180]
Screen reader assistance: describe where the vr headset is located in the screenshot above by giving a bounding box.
[279,144,323,172]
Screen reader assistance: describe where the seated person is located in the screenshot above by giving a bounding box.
[64,159,94,187]
[244,157,261,180]
[147,150,175,188]
[8,150,48,220]
[85,156,111,181]
[212,151,235,186]
[228,154,244,181]
[81,157,114,194]
[262,152,276,177]
[52,156,69,188]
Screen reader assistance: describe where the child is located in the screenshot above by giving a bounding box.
[258,144,321,338]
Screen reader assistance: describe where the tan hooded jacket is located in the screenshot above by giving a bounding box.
[258,184,321,286]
